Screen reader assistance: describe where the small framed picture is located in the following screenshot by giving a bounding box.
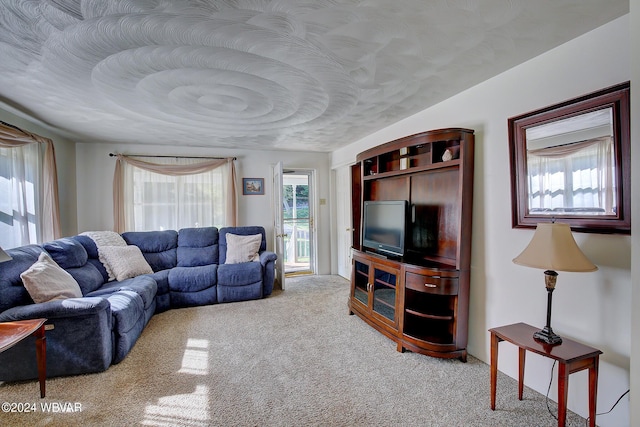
[242,178,264,195]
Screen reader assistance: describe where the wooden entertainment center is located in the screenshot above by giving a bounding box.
[348,128,474,361]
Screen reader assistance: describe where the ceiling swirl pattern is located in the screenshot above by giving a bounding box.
[0,0,628,151]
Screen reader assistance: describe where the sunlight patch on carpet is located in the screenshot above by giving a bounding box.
[178,339,210,375]
[142,384,209,426]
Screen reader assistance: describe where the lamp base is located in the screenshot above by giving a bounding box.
[533,326,563,345]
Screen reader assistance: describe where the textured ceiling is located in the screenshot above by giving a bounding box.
[0,1,628,152]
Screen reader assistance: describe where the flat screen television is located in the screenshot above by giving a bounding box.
[362,200,408,257]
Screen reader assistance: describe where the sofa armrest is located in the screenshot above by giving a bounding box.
[259,251,277,297]
[259,251,277,267]
[0,297,114,381]
[0,297,110,322]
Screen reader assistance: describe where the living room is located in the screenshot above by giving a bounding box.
[0,2,638,427]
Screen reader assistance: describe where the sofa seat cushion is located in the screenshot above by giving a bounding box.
[87,275,157,312]
[177,227,219,267]
[168,265,217,293]
[107,291,144,334]
[106,290,146,363]
[217,262,262,286]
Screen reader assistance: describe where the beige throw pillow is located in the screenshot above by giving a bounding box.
[99,245,153,281]
[81,230,128,281]
[225,233,262,264]
[20,252,83,303]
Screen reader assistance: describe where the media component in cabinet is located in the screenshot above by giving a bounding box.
[362,200,408,258]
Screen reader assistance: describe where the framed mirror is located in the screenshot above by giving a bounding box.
[508,82,630,234]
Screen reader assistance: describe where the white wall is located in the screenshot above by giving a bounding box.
[331,15,631,427]
[75,142,333,275]
[0,109,77,239]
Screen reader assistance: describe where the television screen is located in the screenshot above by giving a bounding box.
[362,200,407,257]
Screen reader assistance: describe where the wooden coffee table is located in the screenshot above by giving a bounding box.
[0,318,47,398]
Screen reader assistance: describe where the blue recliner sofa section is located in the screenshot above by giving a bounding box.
[0,226,276,382]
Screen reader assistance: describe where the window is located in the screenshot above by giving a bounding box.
[0,143,43,248]
[119,156,235,232]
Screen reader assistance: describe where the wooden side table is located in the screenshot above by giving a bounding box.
[0,318,47,398]
[489,322,601,427]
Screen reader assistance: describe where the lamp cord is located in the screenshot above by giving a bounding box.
[585,388,630,426]
[544,361,630,425]
[545,361,558,421]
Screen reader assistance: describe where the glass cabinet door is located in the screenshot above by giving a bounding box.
[352,259,370,307]
[372,267,396,322]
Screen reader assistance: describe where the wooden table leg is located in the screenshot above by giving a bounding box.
[518,347,526,400]
[490,332,499,410]
[34,324,46,398]
[557,362,569,427]
[588,357,599,427]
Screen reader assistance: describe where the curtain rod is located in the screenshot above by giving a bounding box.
[109,153,236,160]
[0,120,23,131]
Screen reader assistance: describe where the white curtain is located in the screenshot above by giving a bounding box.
[527,137,615,214]
[113,155,237,232]
[0,122,61,248]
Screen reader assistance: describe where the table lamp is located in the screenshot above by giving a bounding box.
[0,246,12,263]
[513,222,597,345]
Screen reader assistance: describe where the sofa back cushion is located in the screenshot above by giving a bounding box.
[218,226,266,264]
[44,237,105,295]
[0,245,46,312]
[122,230,178,272]
[72,235,110,283]
[43,237,88,268]
[177,227,219,267]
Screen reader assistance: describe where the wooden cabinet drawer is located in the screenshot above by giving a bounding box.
[405,272,458,295]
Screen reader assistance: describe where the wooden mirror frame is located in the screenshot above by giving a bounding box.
[508,82,630,234]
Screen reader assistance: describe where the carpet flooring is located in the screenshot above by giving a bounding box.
[0,275,586,426]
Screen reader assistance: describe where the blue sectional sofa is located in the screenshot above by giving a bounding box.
[0,226,276,382]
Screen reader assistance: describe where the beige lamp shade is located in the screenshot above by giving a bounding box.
[0,246,12,263]
[513,223,597,272]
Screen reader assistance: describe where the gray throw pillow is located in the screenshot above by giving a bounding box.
[20,252,83,303]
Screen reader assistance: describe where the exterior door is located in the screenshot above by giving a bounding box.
[282,170,315,275]
[272,161,285,290]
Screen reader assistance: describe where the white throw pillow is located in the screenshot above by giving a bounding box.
[20,252,83,303]
[99,245,153,281]
[225,233,262,264]
[81,230,127,281]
